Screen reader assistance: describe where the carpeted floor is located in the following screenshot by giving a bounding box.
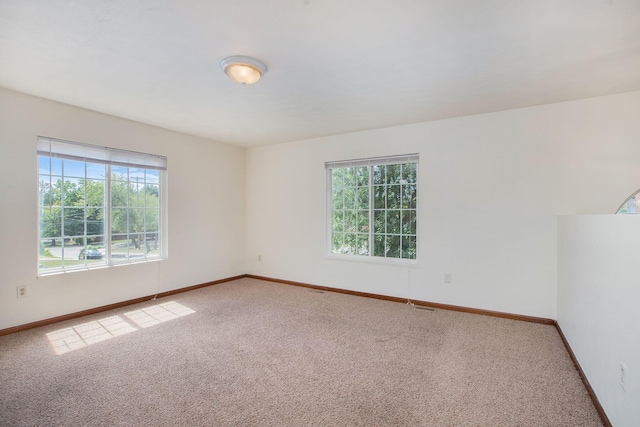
[0,277,603,426]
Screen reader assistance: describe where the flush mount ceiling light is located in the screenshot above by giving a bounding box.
[220,56,267,85]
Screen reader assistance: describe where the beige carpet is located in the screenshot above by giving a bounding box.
[0,277,602,426]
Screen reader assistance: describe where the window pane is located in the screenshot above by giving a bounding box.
[145,209,159,232]
[402,163,417,184]
[402,210,416,235]
[63,208,84,237]
[387,185,400,209]
[357,187,369,209]
[63,159,85,179]
[357,210,369,233]
[356,167,369,186]
[112,165,129,180]
[387,235,401,258]
[86,163,106,179]
[344,210,356,233]
[332,210,344,233]
[145,233,160,256]
[373,234,386,257]
[401,184,417,209]
[332,168,344,188]
[343,233,356,254]
[386,164,401,184]
[373,165,385,185]
[128,209,144,233]
[146,169,160,185]
[111,234,128,260]
[62,178,82,206]
[343,167,356,187]
[373,186,385,209]
[344,188,356,209]
[85,180,105,207]
[373,210,385,234]
[332,232,344,253]
[87,218,104,236]
[356,233,369,255]
[402,236,417,260]
[111,180,129,207]
[111,208,128,233]
[332,188,344,210]
[386,210,400,235]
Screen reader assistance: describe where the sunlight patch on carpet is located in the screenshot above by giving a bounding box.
[46,301,195,355]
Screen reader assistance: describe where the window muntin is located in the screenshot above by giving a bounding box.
[327,155,418,261]
[38,137,166,274]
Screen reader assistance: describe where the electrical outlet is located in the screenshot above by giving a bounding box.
[620,362,628,391]
[17,285,27,298]
[444,273,452,284]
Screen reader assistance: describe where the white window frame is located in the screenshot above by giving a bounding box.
[325,154,419,264]
[37,136,167,275]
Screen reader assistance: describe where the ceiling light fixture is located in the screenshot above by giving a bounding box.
[220,56,267,85]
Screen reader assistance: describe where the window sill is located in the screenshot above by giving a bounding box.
[37,257,167,278]
[324,253,418,268]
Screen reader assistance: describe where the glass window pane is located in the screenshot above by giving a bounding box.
[145,209,159,232]
[357,187,369,210]
[145,184,160,201]
[373,186,385,209]
[387,185,400,209]
[343,188,356,209]
[112,166,129,180]
[387,235,401,258]
[401,184,417,209]
[402,209,417,235]
[344,167,356,187]
[402,236,417,260]
[62,178,82,206]
[86,163,106,179]
[386,210,401,235]
[63,208,84,237]
[356,167,369,187]
[373,234,386,257]
[373,210,385,234]
[332,188,344,210]
[356,234,369,255]
[128,209,144,233]
[40,206,62,239]
[343,233,356,254]
[146,169,160,185]
[332,168,344,188]
[111,208,128,234]
[63,159,86,179]
[111,181,129,207]
[332,210,344,233]
[111,234,129,260]
[332,232,344,254]
[85,180,105,207]
[401,163,417,184]
[386,164,401,184]
[344,210,356,233]
[357,210,369,233]
[39,177,61,206]
[86,219,104,236]
[144,233,160,256]
[373,165,385,185]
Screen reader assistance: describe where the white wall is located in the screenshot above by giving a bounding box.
[558,216,640,427]
[245,90,640,319]
[0,87,245,330]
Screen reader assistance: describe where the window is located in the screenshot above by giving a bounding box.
[326,154,418,261]
[38,137,167,274]
[616,189,640,214]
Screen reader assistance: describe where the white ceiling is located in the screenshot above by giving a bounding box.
[1,0,640,147]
